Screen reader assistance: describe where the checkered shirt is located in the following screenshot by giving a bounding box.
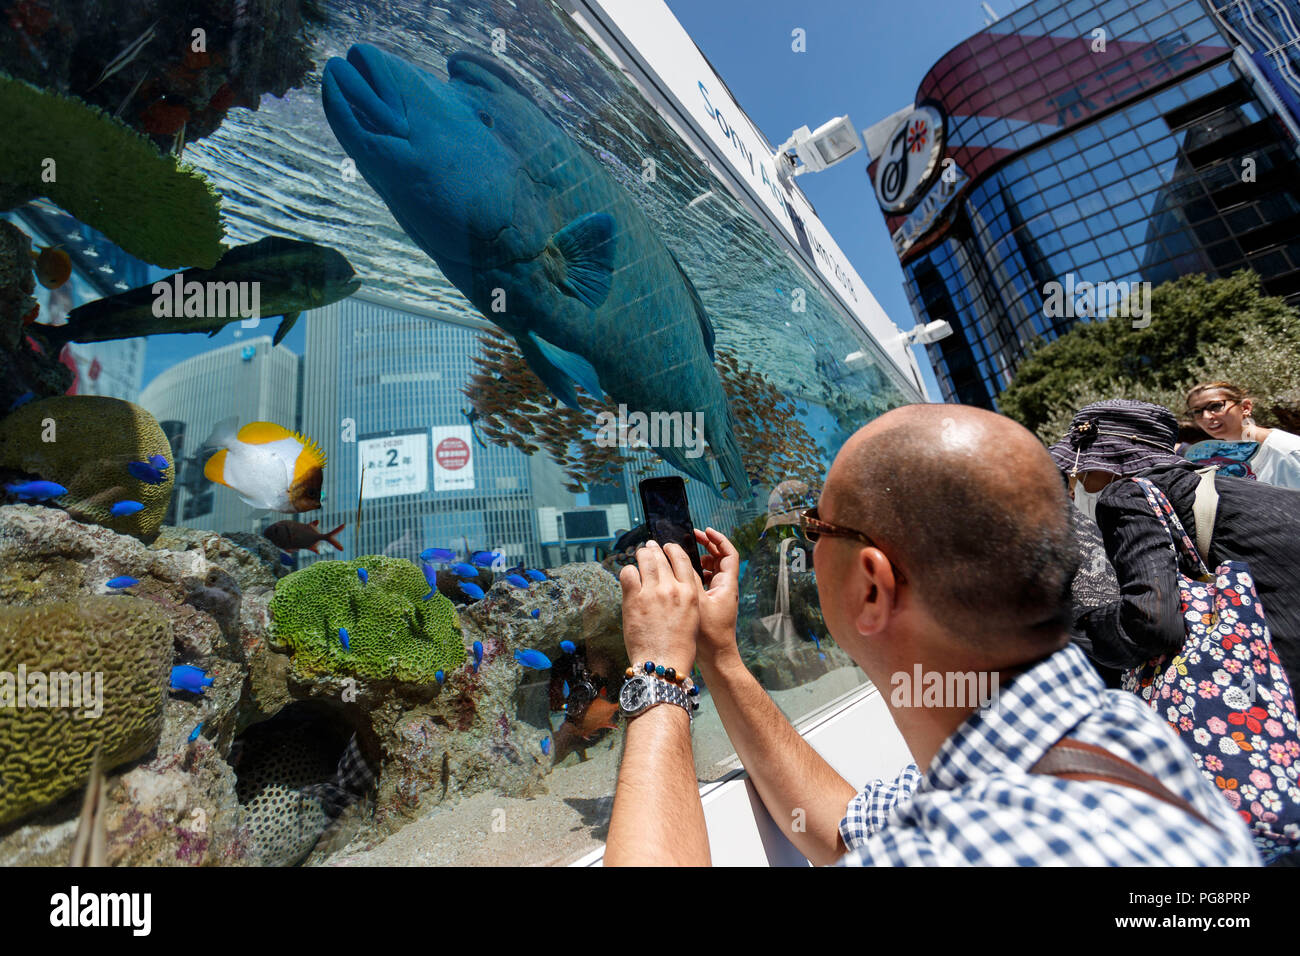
[837,643,1261,866]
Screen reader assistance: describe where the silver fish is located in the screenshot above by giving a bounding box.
[89,21,157,91]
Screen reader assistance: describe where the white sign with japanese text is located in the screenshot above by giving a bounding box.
[359,431,428,499]
[431,425,475,492]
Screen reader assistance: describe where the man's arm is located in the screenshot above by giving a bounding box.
[604,699,708,866]
[603,540,710,866]
[694,528,858,866]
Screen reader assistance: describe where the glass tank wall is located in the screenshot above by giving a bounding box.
[0,0,916,865]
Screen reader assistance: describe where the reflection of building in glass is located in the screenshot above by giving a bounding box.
[299,294,756,568]
[65,340,146,403]
[301,294,553,567]
[1209,0,1300,117]
[138,337,300,530]
[866,0,1300,407]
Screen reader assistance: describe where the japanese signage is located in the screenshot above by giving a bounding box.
[431,425,475,492]
[359,430,428,499]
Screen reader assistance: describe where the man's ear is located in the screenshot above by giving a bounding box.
[854,546,899,637]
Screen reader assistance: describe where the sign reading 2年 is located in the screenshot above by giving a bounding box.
[359,429,429,499]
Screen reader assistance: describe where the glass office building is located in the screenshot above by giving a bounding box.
[868,0,1300,407]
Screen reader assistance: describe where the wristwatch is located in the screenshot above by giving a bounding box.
[619,674,694,722]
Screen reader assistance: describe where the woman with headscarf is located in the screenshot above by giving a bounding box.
[1049,399,1300,695]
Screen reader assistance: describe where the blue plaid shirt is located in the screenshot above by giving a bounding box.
[838,643,1261,866]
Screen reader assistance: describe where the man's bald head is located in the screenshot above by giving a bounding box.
[822,404,1077,650]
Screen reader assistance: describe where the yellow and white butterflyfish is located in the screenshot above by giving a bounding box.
[203,421,326,513]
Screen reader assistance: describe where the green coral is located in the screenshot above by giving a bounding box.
[0,73,224,269]
[0,396,174,539]
[269,555,466,683]
[0,597,172,826]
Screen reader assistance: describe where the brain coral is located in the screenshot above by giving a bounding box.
[0,597,172,826]
[0,396,174,539]
[269,556,465,683]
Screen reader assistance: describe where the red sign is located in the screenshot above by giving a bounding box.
[436,437,470,470]
[88,357,102,381]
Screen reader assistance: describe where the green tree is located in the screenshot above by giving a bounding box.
[999,272,1300,442]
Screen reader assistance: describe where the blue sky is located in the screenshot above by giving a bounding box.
[666,0,1024,399]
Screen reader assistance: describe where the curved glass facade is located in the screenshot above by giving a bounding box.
[870,0,1300,406]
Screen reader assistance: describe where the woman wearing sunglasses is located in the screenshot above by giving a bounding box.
[1184,381,1300,490]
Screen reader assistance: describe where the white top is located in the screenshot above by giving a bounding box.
[1252,428,1300,490]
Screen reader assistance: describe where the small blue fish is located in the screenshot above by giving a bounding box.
[188,722,203,743]
[126,461,167,484]
[436,669,445,684]
[148,454,170,471]
[357,568,368,584]
[421,547,456,562]
[559,640,576,655]
[338,627,350,649]
[530,609,540,619]
[505,573,530,589]
[562,680,570,698]
[169,665,214,694]
[541,737,551,756]
[280,552,295,567]
[450,562,478,577]
[5,480,67,501]
[8,391,36,411]
[421,562,439,601]
[513,648,552,670]
[471,550,501,567]
[472,640,484,671]
[110,500,144,516]
[458,581,485,600]
[106,575,139,589]
[808,631,821,651]
[524,569,548,582]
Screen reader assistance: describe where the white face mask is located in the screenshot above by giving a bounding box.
[1073,480,1101,522]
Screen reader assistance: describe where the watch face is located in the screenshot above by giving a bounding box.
[620,677,651,712]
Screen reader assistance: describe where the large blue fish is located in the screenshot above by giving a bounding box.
[322,45,746,494]
[421,547,456,563]
[450,562,479,578]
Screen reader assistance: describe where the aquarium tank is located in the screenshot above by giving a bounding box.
[0,0,918,865]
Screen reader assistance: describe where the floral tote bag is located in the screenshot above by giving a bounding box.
[1120,477,1300,863]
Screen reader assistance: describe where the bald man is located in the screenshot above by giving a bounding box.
[604,405,1258,866]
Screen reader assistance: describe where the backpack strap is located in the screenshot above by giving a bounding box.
[1191,467,1219,566]
[1030,737,1214,828]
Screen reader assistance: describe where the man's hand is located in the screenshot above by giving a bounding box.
[619,540,700,674]
[694,527,742,672]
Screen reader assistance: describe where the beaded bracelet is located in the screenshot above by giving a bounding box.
[626,660,701,710]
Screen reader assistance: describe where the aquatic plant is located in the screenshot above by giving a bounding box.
[0,74,224,269]
[268,555,466,683]
[464,329,826,492]
[0,396,175,539]
[0,597,172,827]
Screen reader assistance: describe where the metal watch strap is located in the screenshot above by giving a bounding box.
[624,675,693,721]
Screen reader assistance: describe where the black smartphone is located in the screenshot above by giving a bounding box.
[638,476,704,578]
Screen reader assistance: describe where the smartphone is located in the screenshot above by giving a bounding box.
[638,476,704,578]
